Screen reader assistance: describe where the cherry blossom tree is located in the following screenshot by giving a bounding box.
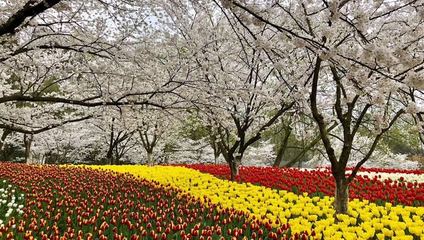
[96,116,136,165]
[119,105,184,165]
[154,0,298,180]
[136,113,181,165]
[219,0,424,213]
[0,0,187,151]
[32,120,102,164]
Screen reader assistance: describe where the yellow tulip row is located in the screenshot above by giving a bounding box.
[85,165,424,240]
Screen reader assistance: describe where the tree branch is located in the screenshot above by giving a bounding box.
[0,0,62,36]
[0,94,168,109]
[347,109,405,182]
[0,115,92,135]
[310,57,339,166]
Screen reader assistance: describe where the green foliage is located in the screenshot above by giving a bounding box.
[178,46,190,58]
[37,76,61,96]
[1,143,25,162]
[264,120,312,165]
[355,113,421,155]
[5,73,21,90]
[179,113,209,141]
[381,122,422,154]
[6,74,62,108]
[5,73,61,96]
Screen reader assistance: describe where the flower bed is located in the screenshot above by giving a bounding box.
[91,165,424,239]
[184,164,424,206]
[1,163,423,239]
[0,163,297,240]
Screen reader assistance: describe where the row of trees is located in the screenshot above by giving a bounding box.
[1,0,423,214]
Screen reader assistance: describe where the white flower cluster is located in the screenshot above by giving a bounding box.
[301,168,424,184]
[0,180,25,228]
[354,171,424,184]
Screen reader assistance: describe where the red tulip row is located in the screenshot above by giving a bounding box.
[0,163,310,240]
[183,164,424,206]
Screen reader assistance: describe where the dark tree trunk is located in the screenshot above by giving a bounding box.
[0,129,12,152]
[146,151,153,165]
[230,161,237,181]
[106,147,114,164]
[334,176,349,214]
[209,133,221,164]
[273,145,285,167]
[273,126,291,167]
[230,155,242,181]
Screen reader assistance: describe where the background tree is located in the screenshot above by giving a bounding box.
[129,107,182,165]
[268,114,339,168]
[0,0,186,145]
[155,0,297,180]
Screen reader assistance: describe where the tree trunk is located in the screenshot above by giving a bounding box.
[230,161,237,181]
[147,151,154,165]
[24,134,34,164]
[213,145,220,164]
[0,129,12,153]
[273,146,285,167]
[230,156,242,181]
[334,177,349,214]
[273,126,291,167]
[106,148,113,164]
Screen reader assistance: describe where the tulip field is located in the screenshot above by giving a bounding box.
[185,165,424,206]
[0,163,424,240]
